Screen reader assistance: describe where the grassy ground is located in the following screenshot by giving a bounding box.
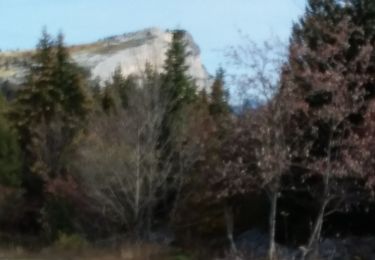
[0,242,195,260]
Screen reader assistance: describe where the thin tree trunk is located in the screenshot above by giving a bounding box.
[303,133,334,260]
[224,203,238,254]
[135,128,141,220]
[134,128,142,238]
[269,190,278,260]
[302,199,328,260]
[146,202,152,240]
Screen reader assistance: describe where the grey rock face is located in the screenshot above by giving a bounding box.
[0,27,211,89]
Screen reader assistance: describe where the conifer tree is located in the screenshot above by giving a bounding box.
[209,67,230,120]
[108,66,136,109]
[0,94,21,187]
[101,86,117,115]
[9,30,90,193]
[159,29,197,154]
[101,66,138,113]
[199,88,209,107]
[162,30,196,111]
[116,70,137,110]
[53,32,89,125]
[9,29,56,196]
[143,62,162,112]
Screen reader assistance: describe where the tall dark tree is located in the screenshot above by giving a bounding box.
[161,30,196,111]
[209,67,230,121]
[159,30,197,161]
[101,86,117,115]
[105,66,137,110]
[53,32,89,125]
[9,29,56,197]
[8,30,90,235]
[281,0,375,255]
[291,0,344,49]
[0,94,21,187]
[11,31,89,180]
[347,0,375,40]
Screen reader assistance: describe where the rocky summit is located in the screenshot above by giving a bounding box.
[0,27,211,88]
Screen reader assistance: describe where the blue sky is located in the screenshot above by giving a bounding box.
[0,0,306,74]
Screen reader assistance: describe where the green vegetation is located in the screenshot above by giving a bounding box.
[3,2,375,259]
[0,94,21,187]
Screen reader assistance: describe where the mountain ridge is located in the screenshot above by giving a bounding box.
[0,27,211,89]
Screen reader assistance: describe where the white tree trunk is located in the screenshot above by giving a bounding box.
[302,199,328,260]
[269,190,278,260]
[135,129,141,221]
[224,203,238,254]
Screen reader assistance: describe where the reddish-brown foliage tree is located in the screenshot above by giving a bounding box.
[282,13,375,257]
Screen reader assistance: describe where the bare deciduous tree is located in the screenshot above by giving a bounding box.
[73,70,168,237]
[228,37,292,260]
[73,67,203,238]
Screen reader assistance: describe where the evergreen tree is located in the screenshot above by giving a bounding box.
[151,30,199,221]
[199,88,209,107]
[116,69,137,110]
[101,86,117,115]
[0,94,21,187]
[162,30,196,110]
[109,66,136,109]
[101,66,137,113]
[159,29,197,152]
[53,32,89,125]
[9,30,90,194]
[9,29,56,196]
[209,67,230,119]
[143,62,162,112]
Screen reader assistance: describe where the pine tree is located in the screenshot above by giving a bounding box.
[152,30,199,221]
[7,30,91,236]
[109,66,135,109]
[53,32,89,125]
[9,30,90,193]
[162,30,196,112]
[159,29,197,152]
[209,67,230,119]
[0,94,21,187]
[9,30,56,196]
[101,86,117,115]
[115,68,137,110]
[199,88,209,107]
[101,66,138,113]
[143,62,162,112]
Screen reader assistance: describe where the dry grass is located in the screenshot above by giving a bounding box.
[0,242,191,260]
